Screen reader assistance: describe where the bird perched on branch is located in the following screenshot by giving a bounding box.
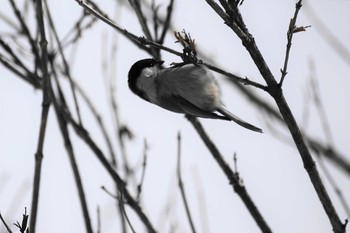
[128,58,262,133]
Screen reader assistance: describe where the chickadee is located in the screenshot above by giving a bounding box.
[128,58,262,133]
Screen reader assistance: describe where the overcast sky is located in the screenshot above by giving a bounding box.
[1,0,350,233]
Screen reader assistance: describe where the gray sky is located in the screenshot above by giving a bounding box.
[1,0,350,232]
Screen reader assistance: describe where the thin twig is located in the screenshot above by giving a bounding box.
[177,132,197,233]
[186,115,272,233]
[204,62,268,91]
[101,186,137,233]
[279,0,303,86]
[120,190,137,233]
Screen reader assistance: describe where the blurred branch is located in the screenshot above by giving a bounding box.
[177,132,197,233]
[306,60,350,217]
[0,49,41,89]
[192,169,209,233]
[50,63,93,233]
[186,115,272,233]
[158,0,174,45]
[9,0,40,72]
[304,2,350,67]
[120,190,137,233]
[96,206,101,233]
[44,0,83,126]
[317,154,350,217]
[61,106,157,232]
[101,186,137,233]
[204,1,347,231]
[73,79,117,171]
[99,8,128,231]
[136,139,149,202]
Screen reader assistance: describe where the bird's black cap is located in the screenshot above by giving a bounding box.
[128,58,164,100]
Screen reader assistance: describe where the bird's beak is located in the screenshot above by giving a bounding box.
[157,60,164,65]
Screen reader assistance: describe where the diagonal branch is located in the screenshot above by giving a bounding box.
[204,1,347,231]
[186,115,272,233]
[49,60,93,233]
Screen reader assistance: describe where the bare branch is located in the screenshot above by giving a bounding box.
[186,115,272,233]
[44,0,83,126]
[30,0,51,231]
[62,107,157,233]
[204,1,347,230]
[9,0,40,72]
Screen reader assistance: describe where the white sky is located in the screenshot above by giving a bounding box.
[1,0,350,233]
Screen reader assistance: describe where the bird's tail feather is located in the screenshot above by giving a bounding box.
[216,106,263,133]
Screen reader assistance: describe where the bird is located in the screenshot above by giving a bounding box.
[128,58,262,133]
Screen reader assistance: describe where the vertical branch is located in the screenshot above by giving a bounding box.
[128,0,160,59]
[158,0,174,45]
[30,0,51,232]
[136,139,149,202]
[44,0,83,126]
[177,132,197,233]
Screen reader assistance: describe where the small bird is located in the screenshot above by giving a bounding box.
[128,58,262,133]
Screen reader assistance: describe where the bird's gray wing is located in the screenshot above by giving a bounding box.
[157,94,229,120]
[155,64,221,111]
